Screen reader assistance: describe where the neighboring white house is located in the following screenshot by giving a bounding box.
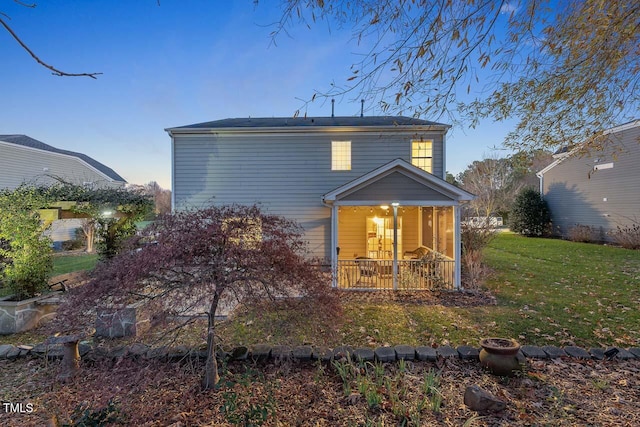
[166,116,473,290]
[0,134,126,190]
[537,119,640,241]
[0,134,127,244]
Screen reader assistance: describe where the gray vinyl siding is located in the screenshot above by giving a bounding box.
[342,171,454,202]
[542,124,640,240]
[173,130,445,260]
[0,143,124,189]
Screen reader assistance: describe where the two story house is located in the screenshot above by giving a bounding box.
[166,116,473,290]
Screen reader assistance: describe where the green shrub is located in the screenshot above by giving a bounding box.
[0,186,53,299]
[509,188,551,237]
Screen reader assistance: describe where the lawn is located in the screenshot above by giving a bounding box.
[480,233,640,348]
[52,253,98,276]
[219,232,640,349]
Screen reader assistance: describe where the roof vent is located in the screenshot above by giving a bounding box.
[361,99,364,117]
[331,99,335,117]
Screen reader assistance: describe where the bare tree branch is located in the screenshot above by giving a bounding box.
[0,14,102,79]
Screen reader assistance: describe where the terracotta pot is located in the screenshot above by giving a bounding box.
[479,338,523,376]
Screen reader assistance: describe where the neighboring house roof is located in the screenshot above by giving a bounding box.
[0,134,126,183]
[167,116,450,133]
[323,158,474,204]
[537,119,640,177]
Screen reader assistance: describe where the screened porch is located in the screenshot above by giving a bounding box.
[334,205,456,290]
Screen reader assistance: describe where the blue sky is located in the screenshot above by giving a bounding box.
[1,1,516,189]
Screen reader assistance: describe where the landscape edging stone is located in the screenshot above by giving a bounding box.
[1,342,639,366]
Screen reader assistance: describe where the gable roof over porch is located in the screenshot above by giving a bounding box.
[322,159,474,206]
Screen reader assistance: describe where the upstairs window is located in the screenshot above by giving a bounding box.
[332,141,351,170]
[411,140,433,173]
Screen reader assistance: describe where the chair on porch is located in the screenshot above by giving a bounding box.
[354,257,378,286]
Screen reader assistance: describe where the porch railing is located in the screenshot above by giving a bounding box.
[336,258,455,290]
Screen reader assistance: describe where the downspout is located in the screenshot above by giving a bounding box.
[536,171,544,196]
[170,133,176,211]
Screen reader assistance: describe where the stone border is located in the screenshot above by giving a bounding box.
[1,342,640,363]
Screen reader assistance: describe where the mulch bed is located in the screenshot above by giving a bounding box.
[2,354,639,426]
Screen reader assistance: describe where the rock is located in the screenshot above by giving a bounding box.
[128,343,150,358]
[78,343,92,358]
[167,345,190,361]
[521,345,548,359]
[436,345,458,358]
[457,345,479,360]
[0,344,14,358]
[250,344,272,361]
[271,345,292,360]
[464,385,506,413]
[628,347,640,358]
[563,346,591,359]
[415,346,438,361]
[146,346,169,361]
[541,345,567,359]
[353,347,375,362]
[614,347,635,360]
[6,346,22,360]
[374,346,396,362]
[230,346,249,360]
[394,345,415,360]
[333,346,353,360]
[312,347,333,362]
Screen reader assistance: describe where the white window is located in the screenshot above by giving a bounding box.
[411,140,433,173]
[332,141,351,170]
[222,217,262,249]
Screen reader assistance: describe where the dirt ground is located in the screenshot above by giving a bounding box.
[2,351,639,426]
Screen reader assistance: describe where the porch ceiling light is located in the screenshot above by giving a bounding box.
[380,205,389,210]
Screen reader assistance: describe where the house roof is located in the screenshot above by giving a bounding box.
[0,134,126,183]
[537,119,640,177]
[167,116,449,133]
[323,158,474,205]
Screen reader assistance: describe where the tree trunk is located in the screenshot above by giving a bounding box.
[202,293,220,390]
[81,219,96,253]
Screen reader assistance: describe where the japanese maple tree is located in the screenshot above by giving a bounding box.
[57,205,339,389]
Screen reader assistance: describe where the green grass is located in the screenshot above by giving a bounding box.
[480,233,640,348]
[221,233,640,349]
[52,253,98,276]
[1,253,97,298]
